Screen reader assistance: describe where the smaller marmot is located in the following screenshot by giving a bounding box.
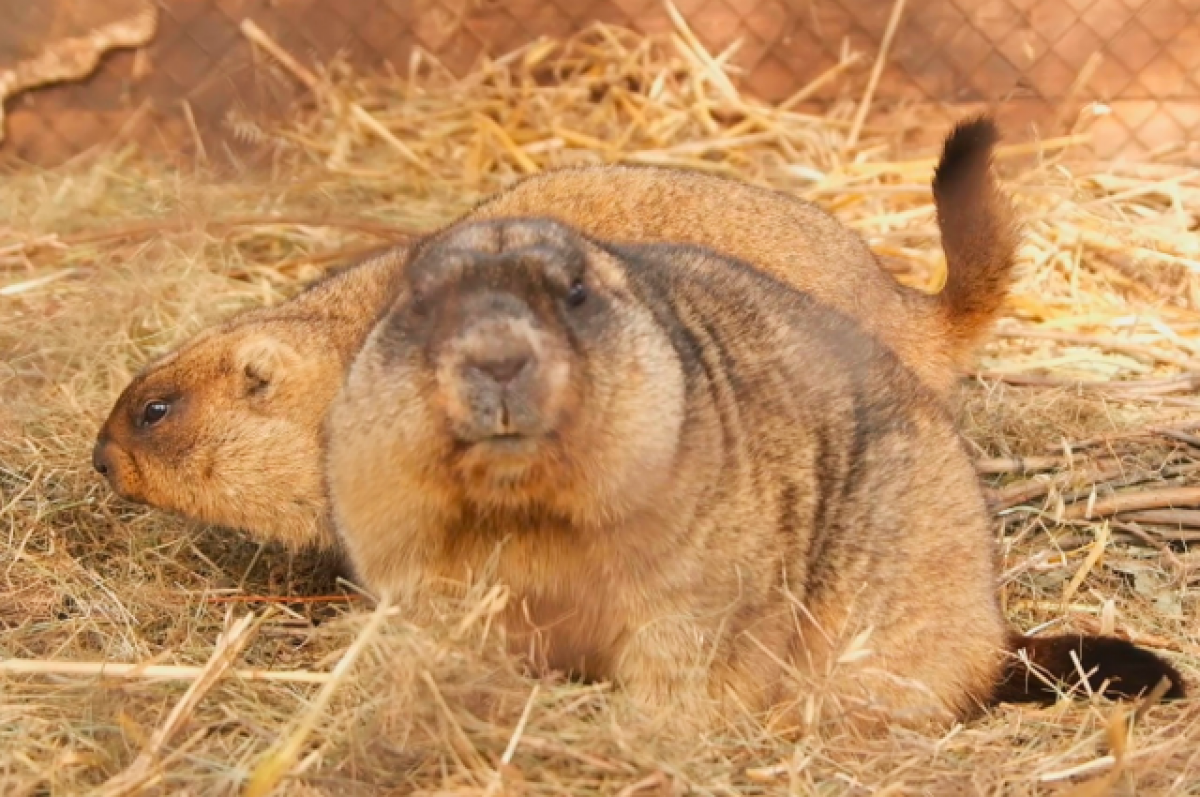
[93,116,1018,552]
[92,250,407,549]
[326,217,1185,730]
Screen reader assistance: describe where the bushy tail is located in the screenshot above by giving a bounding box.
[992,632,1187,705]
[930,115,1022,366]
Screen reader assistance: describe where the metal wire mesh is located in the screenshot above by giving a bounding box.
[3,0,1200,166]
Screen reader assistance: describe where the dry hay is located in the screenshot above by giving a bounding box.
[2,17,1200,797]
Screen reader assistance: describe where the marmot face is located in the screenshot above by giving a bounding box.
[331,216,686,528]
[93,320,342,549]
[411,231,584,452]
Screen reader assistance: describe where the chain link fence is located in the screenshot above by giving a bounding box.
[2,0,1199,167]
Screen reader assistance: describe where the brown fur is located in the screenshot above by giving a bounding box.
[94,116,1017,552]
[327,216,1183,733]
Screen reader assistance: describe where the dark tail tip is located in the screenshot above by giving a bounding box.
[927,114,1021,363]
[994,633,1187,706]
[933,115,1000,197]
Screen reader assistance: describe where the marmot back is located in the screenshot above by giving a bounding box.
[326,217,1184,731]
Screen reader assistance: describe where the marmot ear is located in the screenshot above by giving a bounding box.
[234,335,301,397]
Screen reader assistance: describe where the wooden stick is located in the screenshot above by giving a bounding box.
[1062,485,1200,521]
[1054,460,1200,507]
[846,0,907,149]
[1105,374,1200,396]
[975,455,1066,475]
[1117,509,1200,527]
[989,462,1125,513]
[1,658,332,684]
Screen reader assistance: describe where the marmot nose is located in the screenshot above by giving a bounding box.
[92,440,111,477]
[469,351,531,386]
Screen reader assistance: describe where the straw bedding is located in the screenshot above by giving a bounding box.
[2,20,1199,796]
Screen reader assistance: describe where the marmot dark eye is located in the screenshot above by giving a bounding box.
[567,280,588,308]
[141,400,170,427]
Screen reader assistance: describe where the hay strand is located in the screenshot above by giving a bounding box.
[91,612,261,796]
[242,597,392,797]
[846,0,908,149]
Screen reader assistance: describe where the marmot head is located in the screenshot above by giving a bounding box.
[93,315,344,550]
[331,217,685,526]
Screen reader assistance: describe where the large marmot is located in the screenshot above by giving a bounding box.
[94,117,1018,551]
[326,216,1183,730]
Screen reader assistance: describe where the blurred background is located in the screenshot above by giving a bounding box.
[3,0,1198,167]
